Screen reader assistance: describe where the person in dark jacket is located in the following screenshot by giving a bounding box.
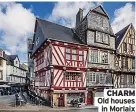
[15,93,19,106]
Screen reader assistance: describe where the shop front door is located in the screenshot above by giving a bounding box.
[87,91,93,105]
[58,94,64,107]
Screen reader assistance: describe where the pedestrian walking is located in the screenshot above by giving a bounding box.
[15,92,19,106]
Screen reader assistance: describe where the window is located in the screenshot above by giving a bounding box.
[71,75,76,80]
[0,71,3,80]
[99,74,105,83]
[123,43,127,52]
[96,31,109,44]
[120,75,127,85]
[101,52,108,64]
[66,48,70,60]
[128,75,133,84]
[65,74,70,80]
[103,34,109,44]
[65,72,82,81]
[0,59,2,66]
[35,36,39,46]
[132,58,135,69]
[129,44,133,52]
[66,48,83,61]
[96,32,102,43]
[88,72,96,82]
[16,61,18,64]
[78,74,81,81]
[122,57,127,68]
[90,50,98,63]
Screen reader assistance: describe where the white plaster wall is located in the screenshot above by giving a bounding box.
[0,59,7,81]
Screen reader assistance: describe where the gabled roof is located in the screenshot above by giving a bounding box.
[115,24,131,49]
[91,4,110,19]
[3,54,26,71]
[32,18,85,54]
[37,18,83,44]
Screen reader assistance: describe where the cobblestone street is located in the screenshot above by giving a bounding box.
[0,94,98,112]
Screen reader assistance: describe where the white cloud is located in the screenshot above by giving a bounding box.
[4,50,11,55]
[111,3,135,33]
[0,2,35,61]
[48,2,97,28]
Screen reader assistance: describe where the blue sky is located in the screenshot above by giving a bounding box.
[0,2,135,63]
[18,2,135,22]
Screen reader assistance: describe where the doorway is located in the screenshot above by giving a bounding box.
[58,93,64,107]
[87,91,93,105]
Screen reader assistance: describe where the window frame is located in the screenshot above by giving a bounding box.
[122,57,128,69]
[95,31,109,45]
[123,43,127,52]
[65,72,82,82]
[99,73,106,83]
[101,51,108,64]
[89,50,99,63]
[65,48,84,62]
[128,75,134,85]
[88,72,96,83]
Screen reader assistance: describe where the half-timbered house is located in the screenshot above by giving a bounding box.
[31,18,88,107]
[75,5,115,105]
[114,23,135,88]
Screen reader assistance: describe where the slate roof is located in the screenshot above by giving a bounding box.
[3,54,26,71]
[115,24,130,49]
[37,18,83,44]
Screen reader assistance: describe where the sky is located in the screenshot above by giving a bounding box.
[0,2,135,63]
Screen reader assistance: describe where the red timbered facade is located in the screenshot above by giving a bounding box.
[29,4,135,108]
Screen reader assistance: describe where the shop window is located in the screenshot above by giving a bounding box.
[67,93,85,104]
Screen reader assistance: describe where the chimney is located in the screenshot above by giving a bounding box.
[76,8,83,28]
